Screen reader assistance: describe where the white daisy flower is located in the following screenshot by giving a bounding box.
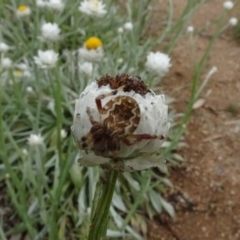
[16,63,28,70]
[16,5,31,17]
[28,134,44,146]
[13,70,24,78]
[0,42,10,52]
[26,86,33,93]
[79,0,107,18]
[145,51,171,78]
[229,17,238,26]
[1,57,12,69]
[78,47,104,63]
[41,23,61,41]
[223,1,234,10]
[34,50,58,69]
[71,74,170,171]
[123,22,133,31]
[14,63,31,78]
[117,27,124,34]
[117,58,123,64]
[46,0,64,11]
[78,62,93,76]
[186,26,194,33]
[36,0,47,7]
[78,37,104,63]
[22,149,28,156]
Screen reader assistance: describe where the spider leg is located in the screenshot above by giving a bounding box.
[128,133,165,141]
[81,132,93,149]
[111,151,118,159]
[86,107,98,125]
[95,85,125,112]
[122,138,135,146]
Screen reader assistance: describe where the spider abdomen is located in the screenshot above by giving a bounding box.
[102,96,141,137]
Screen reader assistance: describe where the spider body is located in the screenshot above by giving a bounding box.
[80,86,165,159]
[81,94,140,157]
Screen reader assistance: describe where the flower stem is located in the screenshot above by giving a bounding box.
[88,168,118,240]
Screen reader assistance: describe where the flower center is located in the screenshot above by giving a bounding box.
[18,5,28,12]
[90,1,99,7]
[14,70,23,77]
[85,37,102,50]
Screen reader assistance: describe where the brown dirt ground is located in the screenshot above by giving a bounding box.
[148,1,240,240]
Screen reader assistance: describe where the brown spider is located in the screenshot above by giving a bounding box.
[80,86,165,159]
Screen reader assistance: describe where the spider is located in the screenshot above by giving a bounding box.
[80,86,165,158]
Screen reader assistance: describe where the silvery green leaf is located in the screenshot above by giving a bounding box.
[113,192,127,212]
[27,198,38,215]
[110,206,124,228]
[172,153,185,161]
[161,178,173,187]
[157,163,168,174]
[123,172,140,191]
[77,185,87,225]
[149,190,162,213]
[159,196,175,218]
[107,230,124,238]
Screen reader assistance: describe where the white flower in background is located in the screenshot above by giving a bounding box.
[61,129,67,139]
[16,5,31,17]
[14,63,31,78]
[117,27,124,34]
[145,51,171,78]
[28,134,44,146]
[41,23,61,41]
[223,1,234,10]
[117,58,123,64]
[16,63,28,70]
[26,86,33,93]
[186,26,194,33]
[13,70,31,78]
[36,0,47,7]
[1,57,12,69]
[46,0,64,11]
[13,70,24,78]
[34,50,58,69]
[79,47,104,63]
[22,149,28,156]
[78,62,93,76]
[0,42,10,52]
[123,22,133,31]
[78,37,104,63]
[79,0,107,18]
[229,17,238,26]
[72,74,170,171]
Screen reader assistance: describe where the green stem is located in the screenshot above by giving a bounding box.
[88,169,118,240]
[164,13,225,155]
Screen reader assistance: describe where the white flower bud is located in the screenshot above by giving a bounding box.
[223,1,234,10]
[34,50,58,69]
[187,26,194,33]
[124,22,133,31]
[145,51,171,78]
[79,0,107,18]
[117,27,124,34]
[0,42,10,52]
[41,23,61,41]
[229,17,238,26]
[1,58,12,69]
[28,134,44,146]
[78,62,93,76]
